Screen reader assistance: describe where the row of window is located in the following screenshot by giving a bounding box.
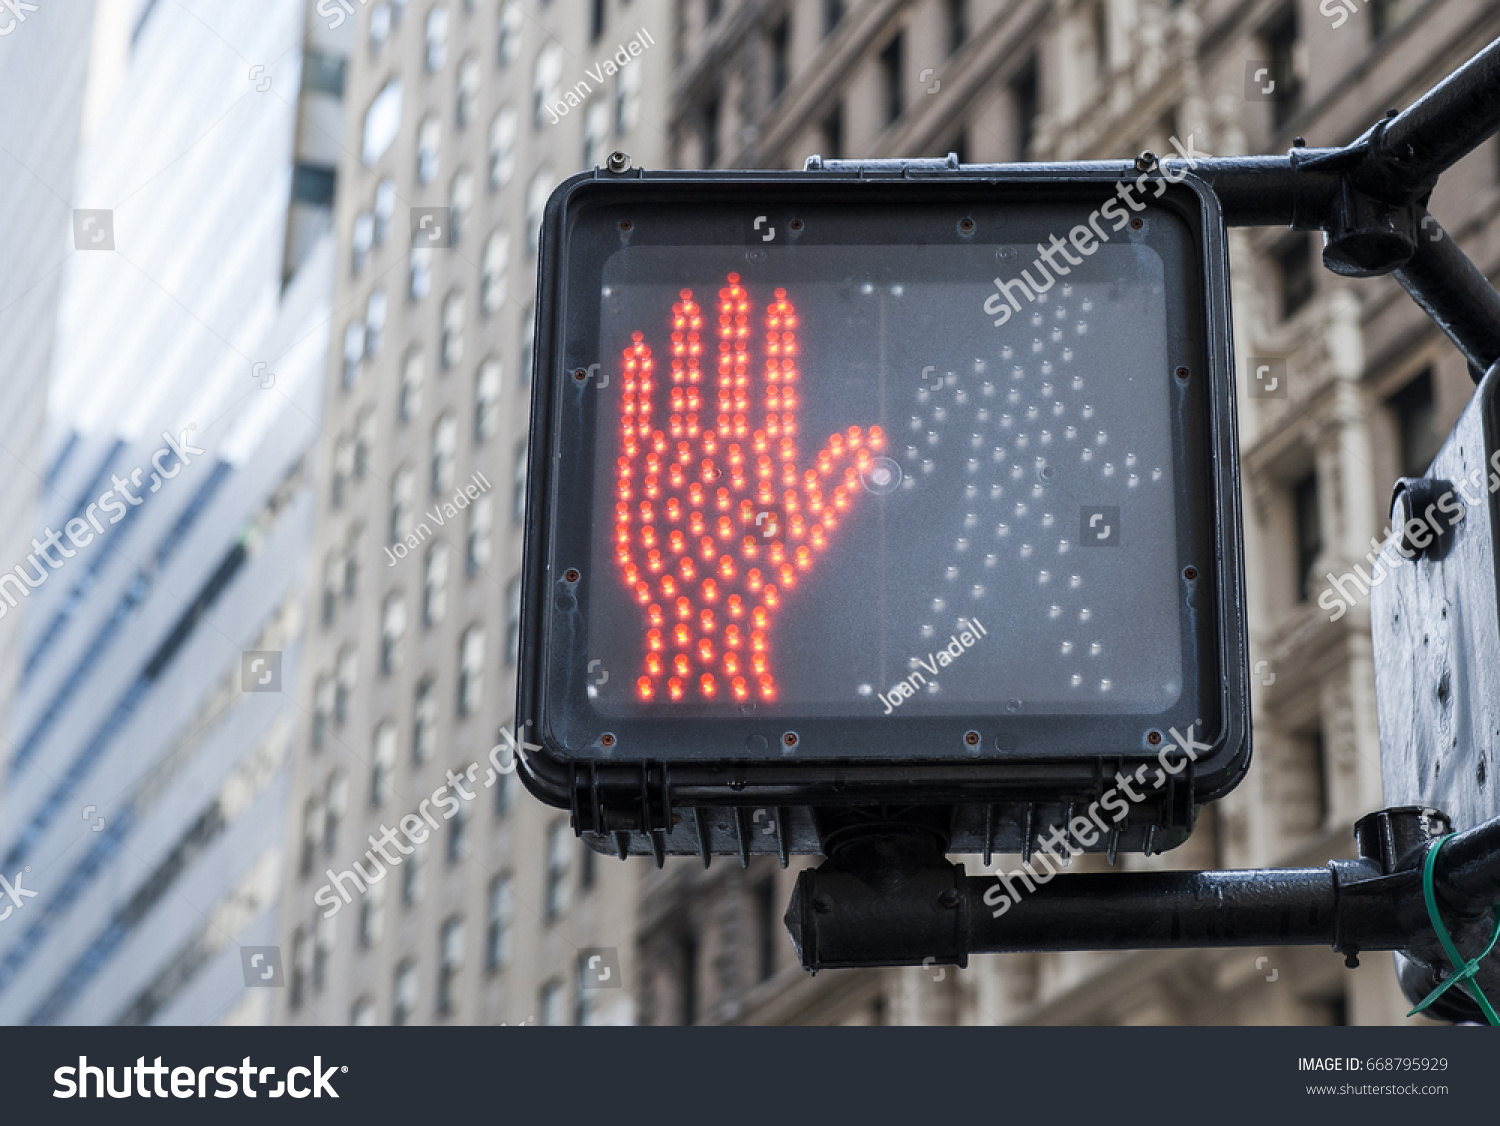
[293,818,597,1023]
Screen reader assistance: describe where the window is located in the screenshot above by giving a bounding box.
[583,98,610,170]
[423,541,450,625]
[343,322,366,389]
[756,877,778,982]
[947,0,967,54]
[447,801,467,862]
[313,674,334,750]
[363,79,403,166]
[486,874,513,971]
[449,169,474,246]
[1091,0,1108,79]
[365,290,388,358]
[705,0,721,24]
[399,350,425,423]
[579,841,595,891]
[409,247,433,300]
[321,552,340,625]
[402,849,423,906]
[493,739,513,813]
[466,494,493,575]
[511,442,528,524]
[1386,357,1444,483]
[432,414,458,495]
[820,102,842,159]
[1011,56,1038,160]
[343,525,362,599]
[336,646,358,724]
[390,466,415,543]
[533,42,563,128]
[678,932,699,1025]
[526,169,551,256]
[441,291,465,368]
[413,678,437,763]
[481,231,509,317]
[822,0,843,38]
[381,592,406,674]
[314,912,336,991]
[475,358,503,442]
[1390,369,1441,480]
[300,797,321,876]
[539,979,565,1025]
[425,5,448,71]
[374,179,397,244]
[768,18,790,102]
[458,625,485,716]
[1276,235,1314,320]
[615,58,642,134]
[354,408,376,478]
[289,928,308,1010]
[590,0,605,41]
[352,211,374,274]
[1263,5,1302,130]
[488,106,518,188]
[1370,0,1403,39]
[505,575,522,665]
[331,438,354,509]
[393,960,417,1025]
[1293,471,1322,602]
[497,0,522,66]
[574,954,595,1026]
[371,720,397,805]
[369,2,391,55]
[698,93,720,167]
[351,995,376,1025]
[323,770,348,854]
[437,917,464,1015]
[417,114,441,184]
[544,818,571,920]
[519,304,535,385]
[456,54,480,127]
[879,33,904,125]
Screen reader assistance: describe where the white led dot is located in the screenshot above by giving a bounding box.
[1126,453,1137,467]
[1032,338,1044,353]
[970,432,984,449]
[1076,322,1088,335]
[1071,673,1083,687]
[1016,432,1030,448]
[1058,539,1071,554]
[1097,430,1108,446]
[1049,605,1062,619]
[1066,425,1077,440]
[1062,640,1073,654]
[1020,543,1033,558]
[932,598,947,612]
[1099,678,1112,692]
[1031,312,1044,327]
[1014,502,1027,517]
[955,538,970,553]
[1081,298,1093,312]
[1070,574,1081,588]
[955,390,968,405]
[861,283,874,294]
[909,415,922,431]
[1103,463,1115,477]
[977,407,990,422]
[1051,327,1064,342]
[996,523,1010,537]
[1040,429,1053,445]
[971,584,984,599]
[989,483,1003,499]
[1000,345,1014,361]
[1072,375,1083,390]
[1008,388,1021,404]
[967,458,980,474]
[1037,569,1050,584]
[921,623,934,638]
[1082,405,1094,420]
[933,408,947,423]
[1081,448,1093,463]
[965,483,979,499]
[858,683,872,696]
[927,431,939,445]
[1079,607,1091,621]
[891,284,904,296]
[985,553,998,568]
[905,445,919,460]
[1001,413,1014,428]
[1032,484,1044,498]
[922,459,935,474]
[1011,464,1024,480]
[1128,473,1140,488]
[1152,467,1163,481]
[964,512,978,528]
[945,567,958,582]
[1041,512,1054,527]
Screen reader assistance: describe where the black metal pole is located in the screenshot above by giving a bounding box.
[1391,212,1500,375]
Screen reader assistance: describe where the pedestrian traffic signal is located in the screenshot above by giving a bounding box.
[516,165,1250,862]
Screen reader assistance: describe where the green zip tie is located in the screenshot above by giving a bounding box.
[1405,832,1500,1025]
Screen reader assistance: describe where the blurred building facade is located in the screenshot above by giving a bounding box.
[633,0,1498,1026]
[275,0,673,1026]
[0,0,342,1024]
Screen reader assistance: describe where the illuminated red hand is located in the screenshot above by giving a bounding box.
[614,272,885,704]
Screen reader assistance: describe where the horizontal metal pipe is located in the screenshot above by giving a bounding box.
[966,867,1352,953]
[1436,816,1500,916]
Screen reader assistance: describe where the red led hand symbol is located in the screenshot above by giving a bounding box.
[614,272,886,703]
